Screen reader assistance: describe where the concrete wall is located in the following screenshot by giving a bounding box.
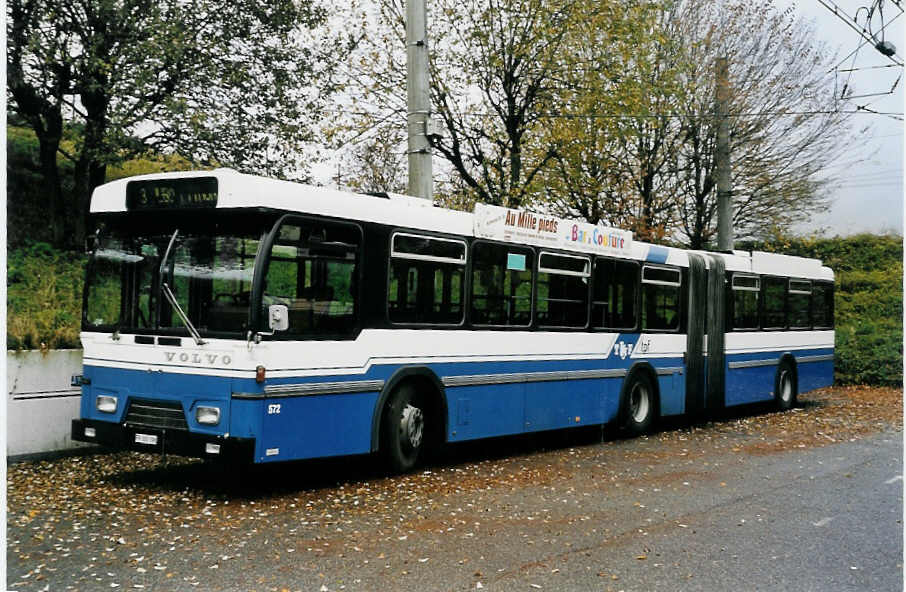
[6,349,94,458]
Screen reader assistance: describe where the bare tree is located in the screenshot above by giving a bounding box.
[335,0,647,208]
[671,0,852,247]
[337,0,852,247]
[339,125,408,194]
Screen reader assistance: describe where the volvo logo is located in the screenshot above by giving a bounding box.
[164,351,232,366]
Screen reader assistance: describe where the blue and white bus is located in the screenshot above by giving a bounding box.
[71,169,835,472]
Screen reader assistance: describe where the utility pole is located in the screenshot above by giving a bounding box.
[715,56,733,251]
[406,0,432,200]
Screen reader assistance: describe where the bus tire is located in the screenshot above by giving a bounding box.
[775,361,797,411]
[620,371,656,436]
[381,383,426,473]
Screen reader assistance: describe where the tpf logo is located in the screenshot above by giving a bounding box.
[612,338,650,360]
[612,341,632,360]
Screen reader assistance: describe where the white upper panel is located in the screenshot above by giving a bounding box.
[90,168,474,237]
[90,169,832,279]
[750,251,834,281]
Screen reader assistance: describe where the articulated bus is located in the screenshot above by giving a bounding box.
[72,169,835,472]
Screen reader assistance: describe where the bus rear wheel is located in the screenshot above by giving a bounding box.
[382,384,426,473]
[621,372,656,436]
[775,362,797,411]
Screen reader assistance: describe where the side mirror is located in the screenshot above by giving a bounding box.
[268,304,289,331]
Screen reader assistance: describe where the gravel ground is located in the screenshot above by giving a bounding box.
[6,386,902,591]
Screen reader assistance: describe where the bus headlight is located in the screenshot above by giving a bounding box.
[96,395,118,413]
[196,406,221,426]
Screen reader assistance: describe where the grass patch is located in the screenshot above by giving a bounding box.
[7,243,85,350]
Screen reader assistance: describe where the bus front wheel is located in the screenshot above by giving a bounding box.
[382,384,426,473]
[775,362,797,411]
[620,372,656,436]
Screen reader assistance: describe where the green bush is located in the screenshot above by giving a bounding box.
[7,243,85,350]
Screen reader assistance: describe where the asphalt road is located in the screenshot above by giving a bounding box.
[6,408,903,591]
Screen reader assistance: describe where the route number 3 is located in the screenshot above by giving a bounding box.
[268,404,281,415]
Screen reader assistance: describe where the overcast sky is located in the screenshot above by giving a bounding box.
[785,0,904,236]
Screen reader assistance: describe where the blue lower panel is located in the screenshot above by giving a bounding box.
[726,365,777,406]
[229,398,263,440]
[798,360,834,393]
[657,369,685,417]
[524,378,614,432]
[448,377,624,442]
[447,383,525,441]
[255,392,379,463]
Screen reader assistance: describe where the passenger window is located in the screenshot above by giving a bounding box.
[388,233,466,324]
[788,279,811,329]
[261,218,360,337]
[641,266,681,331]
[730,274,760,330]
[470,242,533,326]
[762,276,787,329]
[811,283,834,328]
[592,258,638,330]
[536,252,590,328]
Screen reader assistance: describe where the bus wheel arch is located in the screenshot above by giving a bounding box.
[775,355,798,410]
[372,367,447,471]
[619,363,660,436]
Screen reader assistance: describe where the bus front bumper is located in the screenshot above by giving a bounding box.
[72,419,255,463]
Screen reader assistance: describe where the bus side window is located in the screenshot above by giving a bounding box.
[788,279,811,329]
[730,274,760,330]
[592,258,638,330]
[536,252,589,328]
[470,242,533,327]
[387,233,466,325]
[811,282,834,328]
[261,218,360,338]
[641,265,681,331]
[762,276,787,329]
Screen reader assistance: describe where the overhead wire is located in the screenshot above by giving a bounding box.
[818,0,904,66]
[327,108,904,120]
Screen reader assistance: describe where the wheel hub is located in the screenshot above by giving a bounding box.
[630,384,650,423]
[400,404,424,450]
[780,371,792,402]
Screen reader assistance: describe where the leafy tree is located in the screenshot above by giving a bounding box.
[531,3,680,240]
[7,0,339,249]
[336,0,651,209]
[7,121,206,248]
[536,0,857,247]
[7,122,70,247]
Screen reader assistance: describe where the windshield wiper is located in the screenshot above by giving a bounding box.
[159,229,205,346]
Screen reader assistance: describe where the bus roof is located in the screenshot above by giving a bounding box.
[90,168,833,281]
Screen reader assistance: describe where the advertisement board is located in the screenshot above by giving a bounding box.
[473,203,633,257]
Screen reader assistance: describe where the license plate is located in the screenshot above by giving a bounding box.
[135,433,158,445]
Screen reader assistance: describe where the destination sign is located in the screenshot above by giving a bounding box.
[126,177,218,210]
[473,203,633,257]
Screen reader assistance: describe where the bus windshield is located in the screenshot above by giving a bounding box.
[83,213,269,337]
